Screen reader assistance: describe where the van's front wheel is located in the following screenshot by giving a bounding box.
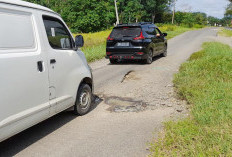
[74,84,92,116]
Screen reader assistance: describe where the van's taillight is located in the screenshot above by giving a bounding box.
[106,52,111,55]
[107,34,114,41]
[134,32,145,40]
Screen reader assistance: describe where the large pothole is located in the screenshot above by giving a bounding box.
[121,70,140,83]
[105,96,148,112]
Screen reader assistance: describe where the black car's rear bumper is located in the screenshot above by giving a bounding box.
[105,53,148,60]
[106,46,148,60]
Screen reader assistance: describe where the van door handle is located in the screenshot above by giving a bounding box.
[37,61,43,72]
[50,59,56,64]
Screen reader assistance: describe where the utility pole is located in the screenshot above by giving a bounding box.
[172,0,176,24]
[114,0,119,25]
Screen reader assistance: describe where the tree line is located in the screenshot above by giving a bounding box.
[224,0,232,26]
[25,0,231,33]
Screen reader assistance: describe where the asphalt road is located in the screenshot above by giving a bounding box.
[0,28,219,157]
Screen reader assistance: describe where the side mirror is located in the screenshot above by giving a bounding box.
[75,35,84,48]
[163,33,168,37]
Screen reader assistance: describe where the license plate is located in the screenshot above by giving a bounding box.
[117,42,129,47]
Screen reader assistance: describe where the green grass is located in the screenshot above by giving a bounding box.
[74,25,196,62]
[149,42,232,156]
[218,28,232,37]
[82,43,106,62]
[157,24,196,40]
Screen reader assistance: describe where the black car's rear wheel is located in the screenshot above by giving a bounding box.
[161,46,167,57]
[145,50,153,64]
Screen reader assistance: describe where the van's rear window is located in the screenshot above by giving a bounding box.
[110,27,141,38]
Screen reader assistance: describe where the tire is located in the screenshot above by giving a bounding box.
[110,59,117,64]
[145,49,153,64]
[74,84,92,116]
[161,46,167,57]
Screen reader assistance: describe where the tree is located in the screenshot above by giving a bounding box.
[225,3,232,17]
[208,16,220,26]
[141,0,173,23]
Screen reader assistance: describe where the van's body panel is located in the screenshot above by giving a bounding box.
[0,0,56,14]
[0,1,92,142]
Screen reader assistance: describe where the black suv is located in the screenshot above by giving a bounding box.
[106,22,168,64]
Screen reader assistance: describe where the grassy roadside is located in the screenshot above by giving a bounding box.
[218,28,232,37]
[74,25,196,62]
[149,42,232,156]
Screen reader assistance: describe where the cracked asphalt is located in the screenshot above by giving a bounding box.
[0,27,222,157]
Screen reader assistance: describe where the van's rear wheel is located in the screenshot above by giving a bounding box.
[74,84,92,116]
[110,59,117,64]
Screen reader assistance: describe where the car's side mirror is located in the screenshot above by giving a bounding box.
[75,35,84,48]
[163,33,168,37]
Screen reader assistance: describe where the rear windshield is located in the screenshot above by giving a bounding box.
[110,27,141,38]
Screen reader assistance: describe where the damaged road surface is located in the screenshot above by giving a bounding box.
[0,28,220,157]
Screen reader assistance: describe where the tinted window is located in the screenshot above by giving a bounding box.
[0,12,34,49]
[110,27,141,38]
[144,27,156,35]
[156,28,162,35]
[43,16,73,49]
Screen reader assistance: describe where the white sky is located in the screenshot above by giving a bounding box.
[176,0,230,19]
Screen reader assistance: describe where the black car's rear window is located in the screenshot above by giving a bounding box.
[110,27,141,38]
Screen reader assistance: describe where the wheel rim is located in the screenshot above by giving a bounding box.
[79,90,91,109]
[148,50,153,63]
[164,47,167,56]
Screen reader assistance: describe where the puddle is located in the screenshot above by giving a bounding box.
[105,96,147,112]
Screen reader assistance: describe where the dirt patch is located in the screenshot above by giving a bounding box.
[105,96,148,112]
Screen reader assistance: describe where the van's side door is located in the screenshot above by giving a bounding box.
[41,15,84,115]
[0,6,50,141]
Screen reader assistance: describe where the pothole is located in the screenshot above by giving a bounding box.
[105,96,148,112]
[121,70,140,83]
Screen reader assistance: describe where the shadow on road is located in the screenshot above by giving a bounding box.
[0,95,102,157]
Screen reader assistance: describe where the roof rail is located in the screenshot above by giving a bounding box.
[116,22,153,27]
[116,23,139,27]
[139,22,153,25]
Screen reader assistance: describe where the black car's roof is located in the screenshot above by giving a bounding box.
[115,22,157,28]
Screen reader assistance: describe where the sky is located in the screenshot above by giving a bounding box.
[176,0,230,19]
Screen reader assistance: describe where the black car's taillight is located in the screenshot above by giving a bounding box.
[133,32,145,40]
[107,34,114,41]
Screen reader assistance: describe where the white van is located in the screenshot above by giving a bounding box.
[0,0,94,142]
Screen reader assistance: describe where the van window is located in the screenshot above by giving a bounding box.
[0,12,35,49]
[43,16,74,49]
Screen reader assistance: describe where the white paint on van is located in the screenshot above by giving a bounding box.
[0,0,92,142]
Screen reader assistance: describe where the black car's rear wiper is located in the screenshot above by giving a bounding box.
[122,35,132,37]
